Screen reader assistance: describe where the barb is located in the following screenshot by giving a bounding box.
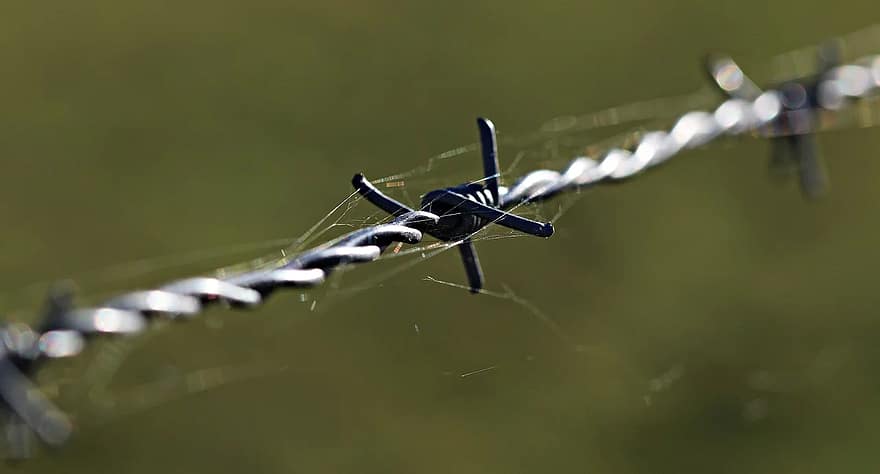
[1,34,879,459]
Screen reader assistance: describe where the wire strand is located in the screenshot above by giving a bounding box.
[1,43,879,459]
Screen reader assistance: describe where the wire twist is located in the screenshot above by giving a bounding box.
[1,45,878,459]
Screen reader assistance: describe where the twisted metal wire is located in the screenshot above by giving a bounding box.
[1,51,878,458]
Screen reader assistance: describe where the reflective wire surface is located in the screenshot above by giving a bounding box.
[2,39,879,458]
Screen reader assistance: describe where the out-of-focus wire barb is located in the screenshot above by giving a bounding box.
[2,28,880,460]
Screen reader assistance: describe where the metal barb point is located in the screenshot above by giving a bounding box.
[7,34,878,459]
[705,51,831,198]
[477,117,500,204]
[352,117,554,293]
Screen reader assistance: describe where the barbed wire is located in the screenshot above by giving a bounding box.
[1,38,879,459]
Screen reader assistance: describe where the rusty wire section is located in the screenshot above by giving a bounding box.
[1,39,879,459]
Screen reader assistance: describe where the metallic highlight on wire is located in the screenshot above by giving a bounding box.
[1,36,879,459]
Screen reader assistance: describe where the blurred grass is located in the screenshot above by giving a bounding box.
[2,0,880,472]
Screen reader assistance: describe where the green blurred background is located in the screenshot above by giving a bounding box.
[2,0,880,472]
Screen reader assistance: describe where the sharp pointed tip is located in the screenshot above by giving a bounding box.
[476,117,494,131]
